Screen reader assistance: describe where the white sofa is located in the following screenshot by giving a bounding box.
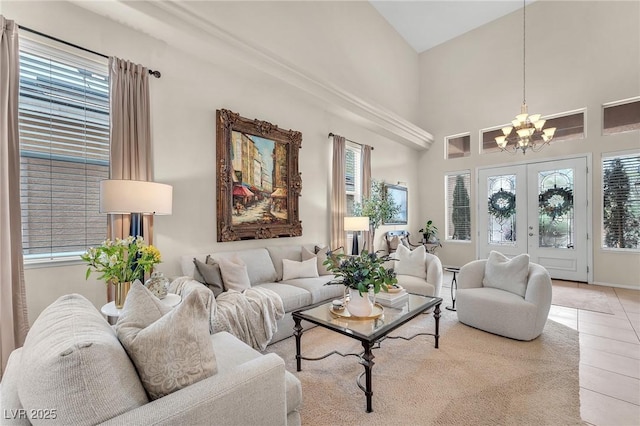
[181,243,443,344]
[0,294,302,426]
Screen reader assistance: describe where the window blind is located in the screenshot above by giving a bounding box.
[602,152,640,249]
[19,38,109,259]
[446,172,471,241]
[345,142,362,216]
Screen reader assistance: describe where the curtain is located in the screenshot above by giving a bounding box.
[361,145,372,251]
[0,15,29,377]
[107,57,153,301]
[330,134,346,250]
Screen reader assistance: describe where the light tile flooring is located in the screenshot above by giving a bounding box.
[441,272,640,426]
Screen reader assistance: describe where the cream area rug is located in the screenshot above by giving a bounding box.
[266,309,583,426]
[552,280,613,314]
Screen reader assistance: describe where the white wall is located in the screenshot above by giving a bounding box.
[417,1,640,288]
[1,0,421,323]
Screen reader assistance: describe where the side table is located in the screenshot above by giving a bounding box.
[101,293,181,321]
[444,267,460,311]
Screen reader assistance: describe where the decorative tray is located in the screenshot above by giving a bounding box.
[330,303,384,320]
[385,285,404,294]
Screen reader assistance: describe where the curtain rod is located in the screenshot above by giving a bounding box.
[327,132,374,150]
[18,25,161,78]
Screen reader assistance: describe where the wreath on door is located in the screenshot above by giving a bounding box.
[488,189,516,221]
[539,186,573,220]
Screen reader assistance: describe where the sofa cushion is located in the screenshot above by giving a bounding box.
[302,246,333,275]
[282,257,319,281]
[194,256,225,297]
[218,255,252,292]
[483,251,529,297]
[0,349,28,426]
[211,332,302,415]
[116,282,217,400]
[394,244,426,279]
[254,283,312,312]
[266,246,304,281]
[18,294,148,425]
[281,276,343,304]
[210,249,278,284]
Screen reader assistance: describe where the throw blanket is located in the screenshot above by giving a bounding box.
[170,277,285,350]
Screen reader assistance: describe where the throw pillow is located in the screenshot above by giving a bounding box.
[483,251,530,298]
[394,244,427,279]
[18,294,148,424]
[302,246,332,275]
[282,257,319,281]
[217,255,251,292]
[193,255,225,297]
[116,282,217,400]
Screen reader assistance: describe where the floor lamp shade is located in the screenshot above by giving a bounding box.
[344,216,370,255]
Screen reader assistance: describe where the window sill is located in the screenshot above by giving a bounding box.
[24,256,84,269]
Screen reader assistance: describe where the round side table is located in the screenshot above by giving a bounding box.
[444,267,460,311]
[101,293,181,320]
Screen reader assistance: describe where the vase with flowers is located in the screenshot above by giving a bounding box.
[323,249,397,316]
[81,236,162,308]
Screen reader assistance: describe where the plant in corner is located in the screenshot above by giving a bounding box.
[353,179,400,249]
[419,220,440,244]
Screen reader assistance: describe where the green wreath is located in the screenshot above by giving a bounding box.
[539,186,573,220]
[488,189,516,221]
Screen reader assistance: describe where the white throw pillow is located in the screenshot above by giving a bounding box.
[218,255,252,292]
[482,251,530,297]
[282,257,319,281]
[394,244,426,279]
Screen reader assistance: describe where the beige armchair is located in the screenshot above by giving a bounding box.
[456,258,552,341]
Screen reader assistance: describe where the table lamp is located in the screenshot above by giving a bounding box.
[344,216,370,256]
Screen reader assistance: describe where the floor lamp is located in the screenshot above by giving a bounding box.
[99,180,173,240]
[344,216,370,256]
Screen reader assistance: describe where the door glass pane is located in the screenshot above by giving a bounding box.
[487,175,517,245]
[538,169,574,249]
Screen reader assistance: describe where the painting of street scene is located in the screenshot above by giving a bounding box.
[231,130,288,225]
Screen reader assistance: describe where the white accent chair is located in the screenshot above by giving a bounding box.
[456,258,552,341]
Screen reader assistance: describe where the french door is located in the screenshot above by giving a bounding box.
[478,157,589,282]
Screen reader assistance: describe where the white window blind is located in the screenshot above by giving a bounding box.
[602,152,640,250]
[445,172,471,241]
[19,38,110,260]
[345,142,362,216]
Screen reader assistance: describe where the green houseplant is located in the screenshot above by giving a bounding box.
[353,179,400,249]
[419,220,439,244]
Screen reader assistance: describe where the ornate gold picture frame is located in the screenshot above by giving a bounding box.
[216,109,302,241]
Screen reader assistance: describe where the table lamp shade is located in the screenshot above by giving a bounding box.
[344,216,370,231]
[100,180,173,215]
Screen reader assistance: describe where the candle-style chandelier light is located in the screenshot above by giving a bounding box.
[496,0,556,154]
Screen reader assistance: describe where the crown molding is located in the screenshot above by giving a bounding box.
[71,0,434,150]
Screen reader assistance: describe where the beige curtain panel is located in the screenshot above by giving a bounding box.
[0,15,29,377]
[330,134,346,251]
[107,57,154,302]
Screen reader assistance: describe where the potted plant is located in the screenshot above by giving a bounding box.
[354,179,400,250]
[419,220,439,244]
[323,249,397,316]
[81,236,162,308]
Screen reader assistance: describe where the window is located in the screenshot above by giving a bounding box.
[603,98,640,135]
[446,133,470,159]
[602,151,640,250]
[481,109,585,154]
[19,38,109,260]
[345,142,362,215]
[445,171,471,241]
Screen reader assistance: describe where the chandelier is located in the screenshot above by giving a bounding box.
[496,0,556,154]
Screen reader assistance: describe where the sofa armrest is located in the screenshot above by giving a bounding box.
[458,260,487,290]
[102,353,287,426]
[425,253,443,297]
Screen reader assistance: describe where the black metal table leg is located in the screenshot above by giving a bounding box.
[294,316,303,371]
[434,302,441,349]
[360,341,375,413]
[446,269,458,311]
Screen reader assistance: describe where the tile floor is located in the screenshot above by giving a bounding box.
[441,272,640,426]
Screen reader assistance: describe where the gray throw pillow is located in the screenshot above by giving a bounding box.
[193,255,225,297]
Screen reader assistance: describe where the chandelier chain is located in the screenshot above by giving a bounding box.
[523,0,526,105]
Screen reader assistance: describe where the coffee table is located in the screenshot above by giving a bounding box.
[292,293,442,413]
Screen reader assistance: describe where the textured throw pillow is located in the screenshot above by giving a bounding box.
[394,244,427,278]
[302,246,332,275]
[193,255,225,297]
[282,257,319,281]
[18,294,148,424]
[483,251,530,297]
[116,282,217,400]
[217,255,251,292]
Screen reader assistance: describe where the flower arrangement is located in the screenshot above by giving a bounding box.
[81,236,162,284]
[323,249,397,296]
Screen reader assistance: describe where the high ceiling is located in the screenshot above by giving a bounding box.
[370,0,534,53]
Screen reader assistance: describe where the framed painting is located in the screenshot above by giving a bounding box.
[383,183,408,225]
[216,109,303,241]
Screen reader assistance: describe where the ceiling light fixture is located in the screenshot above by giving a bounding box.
[496,0,555,155]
